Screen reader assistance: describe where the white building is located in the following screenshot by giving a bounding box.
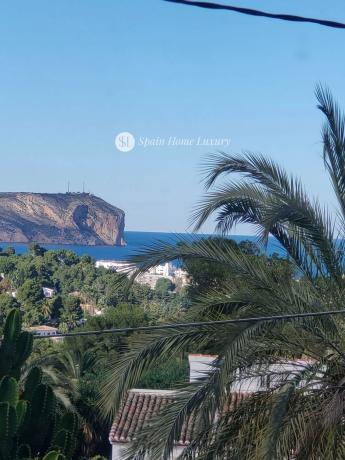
[42,287,55,298]
[109,355,317,459]
[95,260,189,290]
[189,354,316,392]
[188,354,218,382]
[173,267,189,284]
[150,262,174,277]
[28,325,62,341]
[95,260,134,274]
[109,389,186,460]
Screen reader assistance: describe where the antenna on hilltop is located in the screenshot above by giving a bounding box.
[83,181,85,193]
[67,181,70,193]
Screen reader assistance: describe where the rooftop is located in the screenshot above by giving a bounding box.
[109,389,251,446]
[28,325,58,331]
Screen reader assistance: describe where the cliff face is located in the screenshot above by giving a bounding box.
[0,193,125,246]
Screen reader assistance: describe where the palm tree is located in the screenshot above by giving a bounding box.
[30,348,109,457]
[50,349,109,457]
[41,301,52,319]
[99,86,345,459]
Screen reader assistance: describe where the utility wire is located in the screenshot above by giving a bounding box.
[33,309,345,339]
[164,0,345,30]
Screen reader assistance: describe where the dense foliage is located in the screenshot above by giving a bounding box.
[0,232,291,457]
[97,87,345,460]
[0,309,79,460]
[0,244,187,331]
[0,244,194,457]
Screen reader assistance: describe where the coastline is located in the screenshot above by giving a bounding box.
[0,231,286,260]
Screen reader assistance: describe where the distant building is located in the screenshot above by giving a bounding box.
[150,262,174,277]
[95,260,189,290]
[28,325,62,341]
[139,263,189,289]
[42,287,55,298]
[12,287,55,300]
[95,260,134,274]
[172,268,189,287]
[136,273,163,289]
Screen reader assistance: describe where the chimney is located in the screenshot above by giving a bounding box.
[188,354,218,383]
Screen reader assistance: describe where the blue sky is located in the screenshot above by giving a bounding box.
[0,1,344,233]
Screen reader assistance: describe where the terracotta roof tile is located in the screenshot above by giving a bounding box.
[28,325,58,331]
[109,389,252,446]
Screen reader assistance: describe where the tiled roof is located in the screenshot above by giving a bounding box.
[28,325,58,331]
[109,389,251,446]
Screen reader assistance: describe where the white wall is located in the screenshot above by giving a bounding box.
[189,354,218,382]
[111,443,184,459]
[112,444,125,460]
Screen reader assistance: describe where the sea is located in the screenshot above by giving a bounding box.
[0,231,286,261]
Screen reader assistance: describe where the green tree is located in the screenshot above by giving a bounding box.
[41,302,52,319]
[238,239,260,256]
[65,304,153,364]
[0,256,16,275]
[98,87,345,459]
[59,296,83,331]
[182,238,237,300]
[28,242,46,257]
[17,279,44,307]
[50,295,64,321]
[38,349,109,458]
[155,277,174,297]
[138,356,188,389]
[0,294,20,331]
[3,247,15,256]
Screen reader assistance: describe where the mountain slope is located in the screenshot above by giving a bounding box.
[0,192,125,246]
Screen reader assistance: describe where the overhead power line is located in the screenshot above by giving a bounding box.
[164,0,345,30]
[34,309,345,339]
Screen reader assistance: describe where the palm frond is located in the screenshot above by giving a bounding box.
[98,325,219,421]
[194,151,343,282]
[316,84,345,220]
[102,88,345,459]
